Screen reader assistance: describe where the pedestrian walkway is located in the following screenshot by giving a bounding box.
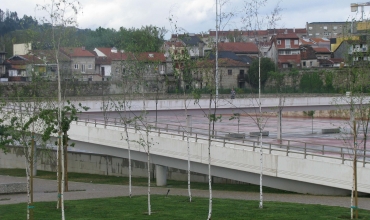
[1,175,369,210]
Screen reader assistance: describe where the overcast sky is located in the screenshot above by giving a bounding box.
[1,0,367,39]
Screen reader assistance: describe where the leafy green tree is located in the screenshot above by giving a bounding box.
[247,57,275,88]
[299,72,323,93]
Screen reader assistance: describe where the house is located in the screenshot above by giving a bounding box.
[267,33,301,68]
[313,47,332,60]
[169,34,204,58]
[194,58,249,89]
[4,55,45,81]
[300,45,319,68]
[31,49,71,81]
[60,47,98,81]
[93,47,127,81]
[125,52,168,93]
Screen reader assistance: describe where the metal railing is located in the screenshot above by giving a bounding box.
[76,116,370,167]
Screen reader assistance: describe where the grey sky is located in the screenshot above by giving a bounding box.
[1,0,366,39]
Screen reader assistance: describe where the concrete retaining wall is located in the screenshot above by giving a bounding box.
[0,146,241,184]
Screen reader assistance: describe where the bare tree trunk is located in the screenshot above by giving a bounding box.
[63,132,68,192]
[25,151,31,220]
[258,54,263,209]
[186,100,192,202]
[57,134,61,210]
[207,93,213,220]
[29,133,34,220]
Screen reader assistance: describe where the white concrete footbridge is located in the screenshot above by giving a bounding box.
[66,95,370,195]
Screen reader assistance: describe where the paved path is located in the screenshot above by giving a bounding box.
[1,175,370,210]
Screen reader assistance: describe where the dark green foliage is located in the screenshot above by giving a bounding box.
[0,7,166,56]
[299,72,323,93]
[247,57,276,88]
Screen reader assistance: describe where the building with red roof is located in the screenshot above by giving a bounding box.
[267,33,301,68]
[4,55,45,81]
[61,47,99,81]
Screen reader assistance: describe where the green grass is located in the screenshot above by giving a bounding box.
[0,195,369,220]
[0,168,294,194]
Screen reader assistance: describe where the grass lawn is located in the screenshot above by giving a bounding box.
[1,195,369,220]
[0,168,294,194]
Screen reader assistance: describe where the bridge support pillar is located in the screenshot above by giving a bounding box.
[277,109,282,141]
[155,165,167,186]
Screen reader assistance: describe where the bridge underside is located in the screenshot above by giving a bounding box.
[72,139,353,196]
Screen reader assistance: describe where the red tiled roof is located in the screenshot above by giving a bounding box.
[6,55,44,65]
[96,47,127,60]
[269,28,306,34]
[31,50,70,62]
[218,58,249,67]
[276,33,299,39]
[209,30,268,37]
[300,39,315,45]
[278,54,301,64]
[310,38,330,43]
[61,47,95,57]
[313,47,331,53]
[218,42,259,53]
[127,52,166,63]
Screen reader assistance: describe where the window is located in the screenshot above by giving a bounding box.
[263,52,267,56]
[294,40,299,45]
[278,50,285,55]
[101,67,105,76]
[309,33,313,36]
[333,26,337,30]
[277,40,281,45]
[303,61,306,67]
[81,64,86,73]
[323,26,327,30]
[316,33,320,36]
[88,64,92,69]
[310,61,313,67]
[88,76,93,81]
[317,56,321,59]
[324,32,329,36]
[228,69,232,75]
[285,50,291,55]
[309,26,313,30]
[285,39,291,48]
[282,64,288,68]
[74,64,79,69]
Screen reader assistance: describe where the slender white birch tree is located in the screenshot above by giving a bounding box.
[37,1,82,218]
[242,0,282,208]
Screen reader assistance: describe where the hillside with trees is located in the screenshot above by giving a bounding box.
[0,8,166,57]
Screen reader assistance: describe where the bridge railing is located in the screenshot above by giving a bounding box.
[76,116,370,168]
[77,118,370,167]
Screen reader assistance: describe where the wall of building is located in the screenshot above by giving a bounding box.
[0,146,243,184]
